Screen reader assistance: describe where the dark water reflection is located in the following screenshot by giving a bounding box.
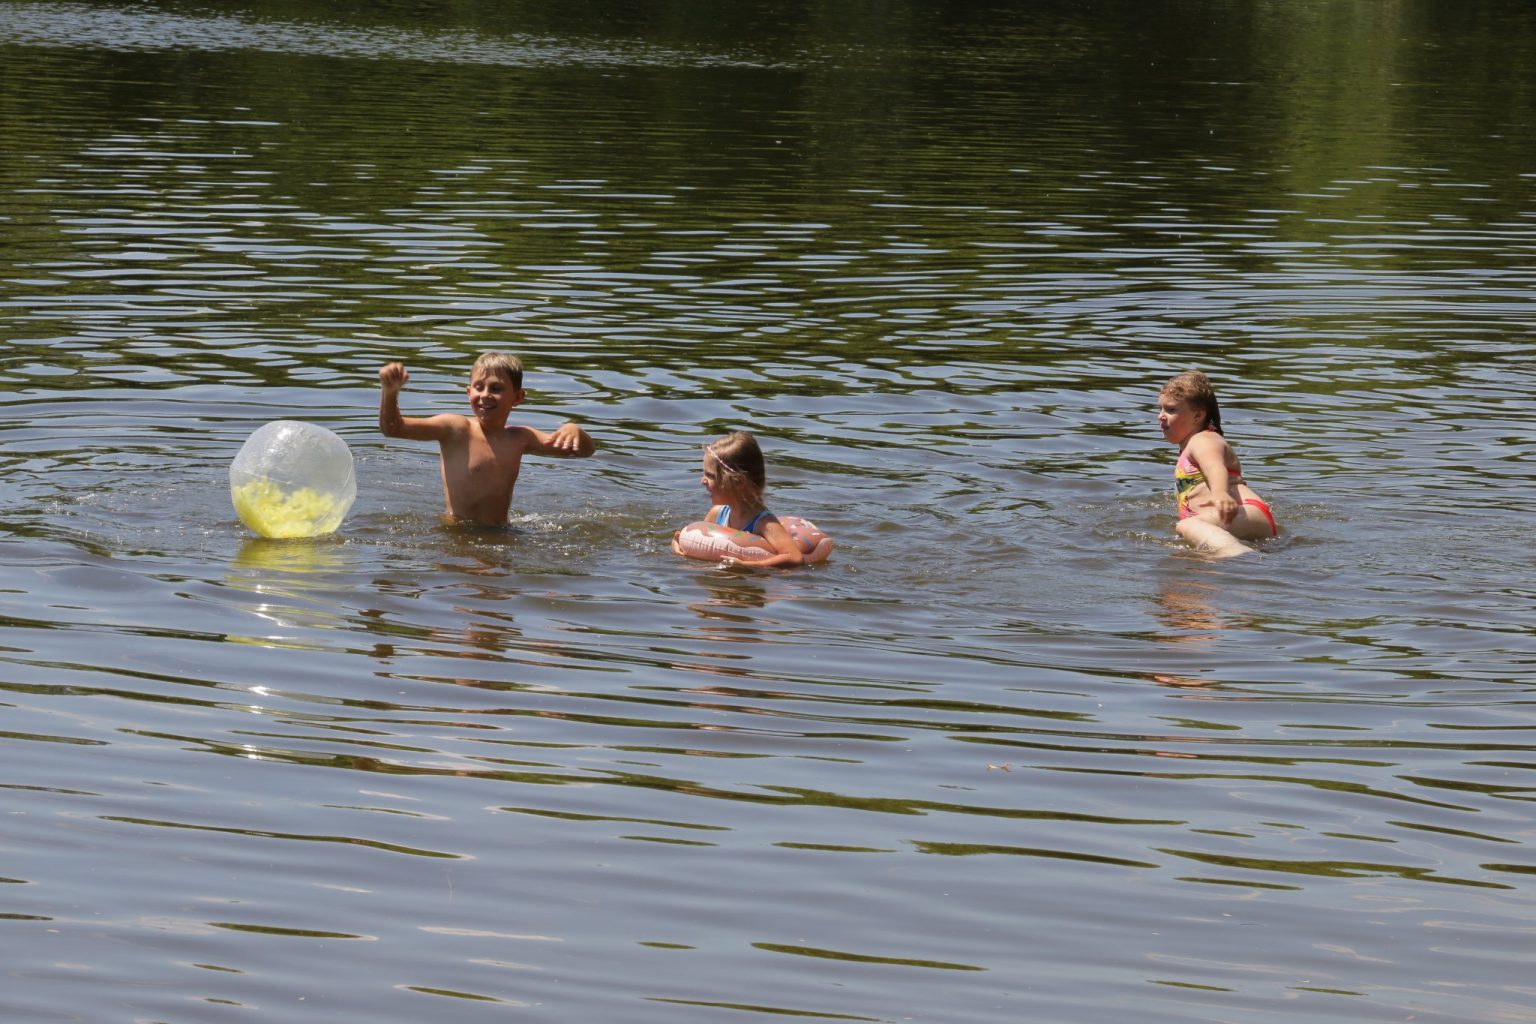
[3,0,1536,1021]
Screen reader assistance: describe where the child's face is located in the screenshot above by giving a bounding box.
[466,370,524,422]
[700,451,735,502]
[1157,392,1205,445]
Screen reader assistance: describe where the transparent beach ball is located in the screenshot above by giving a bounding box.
[230,420,356,539]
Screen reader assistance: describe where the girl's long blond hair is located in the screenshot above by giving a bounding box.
[705,431,767,508]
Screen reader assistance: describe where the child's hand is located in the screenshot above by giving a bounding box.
[379,362,409,392]
[1210,493,1238,523]
[548,421,585,452]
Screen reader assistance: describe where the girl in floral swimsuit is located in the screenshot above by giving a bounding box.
[1159,371,1279,557]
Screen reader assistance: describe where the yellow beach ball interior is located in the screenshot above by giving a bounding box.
[231,479,351,539]
[230,420,357,539]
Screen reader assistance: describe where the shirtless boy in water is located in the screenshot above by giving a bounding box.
[378,353,595,527]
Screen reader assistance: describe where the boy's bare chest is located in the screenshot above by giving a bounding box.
[462,436,521,477]
[441,423,521,480]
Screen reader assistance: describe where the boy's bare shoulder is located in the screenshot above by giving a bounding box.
[500,423,544,447]
[429,412,477,435]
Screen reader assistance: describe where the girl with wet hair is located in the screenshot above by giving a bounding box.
[1158,371,1277,557]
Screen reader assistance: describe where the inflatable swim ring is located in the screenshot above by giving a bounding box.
[674,515,834,565]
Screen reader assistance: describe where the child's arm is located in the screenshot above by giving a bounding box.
[735,515,804,568]
[511,422,596,458]
[378,362,462,441]
[1185,433,1238,523]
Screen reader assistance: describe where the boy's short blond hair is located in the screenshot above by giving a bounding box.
[472,351,523,389]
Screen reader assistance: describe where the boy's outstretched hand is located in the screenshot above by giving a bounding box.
[547,421,589,453]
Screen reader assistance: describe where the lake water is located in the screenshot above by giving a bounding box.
[2,1,1535,1021]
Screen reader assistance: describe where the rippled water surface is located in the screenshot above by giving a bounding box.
[3,1,1535,1021]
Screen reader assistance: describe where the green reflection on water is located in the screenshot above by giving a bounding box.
[2,0,1534,393]
[754,941,985,971]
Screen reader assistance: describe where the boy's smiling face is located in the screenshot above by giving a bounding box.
[466,370,523,423]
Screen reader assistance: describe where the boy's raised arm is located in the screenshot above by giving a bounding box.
[378,362,459,441]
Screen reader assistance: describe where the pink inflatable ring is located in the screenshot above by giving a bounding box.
[674,515,834,565]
